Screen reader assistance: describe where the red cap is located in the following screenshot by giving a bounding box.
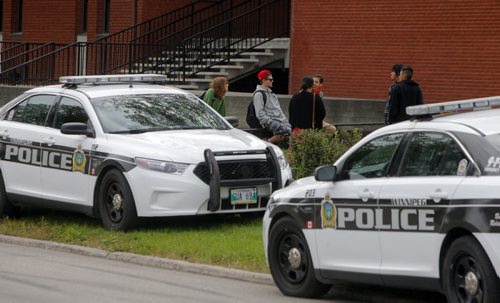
[257,70,272,81]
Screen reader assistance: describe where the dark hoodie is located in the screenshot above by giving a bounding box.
[388,79,423,124]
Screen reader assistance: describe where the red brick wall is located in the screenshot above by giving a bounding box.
[2,0,189,43]
[290,0,500,103]
[3,0,78,43]
[137,0,187,23]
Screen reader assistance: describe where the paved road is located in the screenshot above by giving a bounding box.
[0,241,446,303]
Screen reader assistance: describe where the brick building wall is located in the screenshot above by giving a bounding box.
[289,0,500,103]
[1,0,188,43]
[3,0,78,42]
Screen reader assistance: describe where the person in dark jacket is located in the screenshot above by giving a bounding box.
[288,76,326,135]
[384,64,404,124]
[388,65,423,124]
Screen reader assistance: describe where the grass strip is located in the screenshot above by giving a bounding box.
[0,209,269,273]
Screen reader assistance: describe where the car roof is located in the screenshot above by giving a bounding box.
[26,83,189,99]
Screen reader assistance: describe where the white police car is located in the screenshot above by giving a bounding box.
[264,96,500,302]
[0,74,292,230]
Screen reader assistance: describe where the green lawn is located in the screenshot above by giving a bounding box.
[0,209,268,273]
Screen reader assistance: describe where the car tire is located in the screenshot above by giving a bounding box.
[98,169,138,231]
[443,235,499,303]
[0,172,20,218]
[268,217,331,298]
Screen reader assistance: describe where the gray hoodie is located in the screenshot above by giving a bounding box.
[253,85,288,127]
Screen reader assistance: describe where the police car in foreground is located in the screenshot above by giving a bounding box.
[264,96,500,303]
[0,74,292,231]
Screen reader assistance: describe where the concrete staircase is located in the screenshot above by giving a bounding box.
[128,38,289,90]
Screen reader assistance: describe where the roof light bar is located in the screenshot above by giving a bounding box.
[406,96,500,116]
[59,74,168,85]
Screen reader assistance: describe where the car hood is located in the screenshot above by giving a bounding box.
[111,128,271,163]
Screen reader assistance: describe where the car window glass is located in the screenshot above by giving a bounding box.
[54,97,89,129]
[399,132,468,176]
[341,133,404,180]
[6,99,28,122]
[91,93,229,133]
[6,95,56,126]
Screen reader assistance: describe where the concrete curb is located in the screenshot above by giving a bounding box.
[0,234,274,285]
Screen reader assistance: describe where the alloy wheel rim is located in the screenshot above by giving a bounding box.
[277,233,307,284]
[105,182,124,223]
[452,254,484,302]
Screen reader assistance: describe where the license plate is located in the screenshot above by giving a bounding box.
[230,188,257,205]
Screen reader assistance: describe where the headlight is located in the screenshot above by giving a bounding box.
[277,153,289,170]
[135,157,188,175]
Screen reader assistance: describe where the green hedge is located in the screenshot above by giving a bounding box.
[286,129,364,179]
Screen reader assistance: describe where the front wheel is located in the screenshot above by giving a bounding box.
[443,235,499,303]
[0,172,19,217]
[98,169,138,231]
[267,217,331,298]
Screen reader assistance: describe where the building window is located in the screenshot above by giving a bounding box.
[79,0,88,33]
[103,0,110,33]
[11,0,23,33]
[0,0,4,32]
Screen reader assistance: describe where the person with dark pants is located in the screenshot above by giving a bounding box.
[384,64,403,124]
[288,76,326,135]
[388,65,424,124]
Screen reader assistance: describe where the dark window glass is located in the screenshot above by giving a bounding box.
[341,133,404,180]
[81,0,88,33]
[399,132,468,176]
[91,94,229,134]
[103,0,110,33]
[11,0,22,32]
[0,0,4,32]
[54,97,88,129]
[6,95,55,125]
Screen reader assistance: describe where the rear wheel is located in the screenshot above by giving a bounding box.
[268,217,331,298]
[443,235,499,303]
[0,172,20,217]
[98,169,138,231]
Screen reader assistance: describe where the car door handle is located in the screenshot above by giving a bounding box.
[429,189,448,203]
[1,130,9,140]
[43,137,55,146]
[358,188,374,202]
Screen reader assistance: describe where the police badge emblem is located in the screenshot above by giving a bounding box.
[321,193,336,229]
[73,144,86,173]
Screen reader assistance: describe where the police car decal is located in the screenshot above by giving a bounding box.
[269,196,500,233]
[0,138,135,175]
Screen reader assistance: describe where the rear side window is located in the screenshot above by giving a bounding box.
[5,95,57,126]
[398,132,469,176]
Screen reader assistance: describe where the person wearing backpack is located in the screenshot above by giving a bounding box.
[201,76,229,116]
[249,70,291,144]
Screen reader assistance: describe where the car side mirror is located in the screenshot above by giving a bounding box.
[314,165,337,181]
[60,122,95,138]
[224,116,239,128]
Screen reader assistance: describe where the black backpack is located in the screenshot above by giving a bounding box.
[246,90,267,128]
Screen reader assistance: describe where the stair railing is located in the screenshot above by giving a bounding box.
[176,0,289,83]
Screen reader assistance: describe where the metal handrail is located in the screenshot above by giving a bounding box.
[176,0,289,82]
[0,0,290,86]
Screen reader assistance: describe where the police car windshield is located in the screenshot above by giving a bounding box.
[91,94,229,133]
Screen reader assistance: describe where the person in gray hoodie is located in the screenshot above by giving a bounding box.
[253,70,291,144]
[388,65,424,123]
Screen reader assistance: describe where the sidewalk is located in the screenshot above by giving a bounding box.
[0,234,273,285]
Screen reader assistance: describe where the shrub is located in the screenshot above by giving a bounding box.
[287,129,364,179]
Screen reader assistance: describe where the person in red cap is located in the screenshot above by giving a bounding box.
[252,70,291,144]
